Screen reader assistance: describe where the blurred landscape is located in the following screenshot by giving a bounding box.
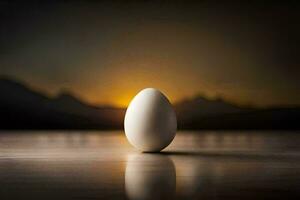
[1,1,299,131]
[1,77,299,130]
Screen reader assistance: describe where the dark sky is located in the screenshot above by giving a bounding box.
[0,1,299,107]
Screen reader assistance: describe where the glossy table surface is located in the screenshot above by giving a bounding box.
[0,130,300,200]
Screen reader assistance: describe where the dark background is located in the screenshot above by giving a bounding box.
[0,1,299,129]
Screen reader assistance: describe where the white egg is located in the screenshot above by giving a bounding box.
[124,88,177,152]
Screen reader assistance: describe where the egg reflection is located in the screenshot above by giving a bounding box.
[125,154,176,200]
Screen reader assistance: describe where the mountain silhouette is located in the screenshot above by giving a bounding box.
[175,95,252,121]
[0,77,299,130]
[176,96,300,129]
[0,77,125,129]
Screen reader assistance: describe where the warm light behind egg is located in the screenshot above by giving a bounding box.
[124,88,177,152]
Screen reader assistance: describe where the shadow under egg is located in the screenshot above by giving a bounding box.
[125,154,176,200]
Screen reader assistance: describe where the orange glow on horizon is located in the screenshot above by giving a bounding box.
[113,93,136,108]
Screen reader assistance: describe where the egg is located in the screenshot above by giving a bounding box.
[124,88,177,152]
